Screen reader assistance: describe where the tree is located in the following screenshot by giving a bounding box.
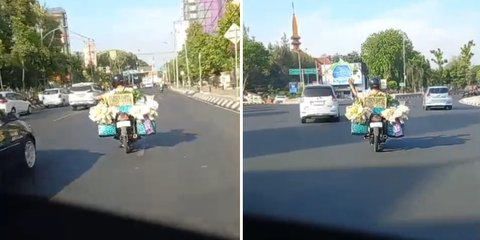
[97,50,148,75]
[332,51,361,63]
[243,28,270,91]
[429,48,448,85]
[445,40,476,88]
[361,29,414,82]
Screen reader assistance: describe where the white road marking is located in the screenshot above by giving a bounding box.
[53,111,82,122]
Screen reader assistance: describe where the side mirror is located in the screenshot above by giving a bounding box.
[7,112,19,120]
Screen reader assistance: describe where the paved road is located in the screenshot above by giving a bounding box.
[244,97,480,240]
[2,88,240,239]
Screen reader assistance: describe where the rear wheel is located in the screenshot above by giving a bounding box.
[301,117,306,124]
[10,107,16,113]
[373,128,380,152]
[72,106,77,111]
[120,127,131,154]
[445,106,452,110]
[425,106,430,111]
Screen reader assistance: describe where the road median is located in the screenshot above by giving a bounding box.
[171,87,240,112]
[459,96,480,106]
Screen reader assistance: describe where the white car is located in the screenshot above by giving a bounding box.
[0,91,33,115]
[274,95,287,104]
[68,83,103,111]
[423,86,453,110]
[42,88,69,107]
[299,85,340,123]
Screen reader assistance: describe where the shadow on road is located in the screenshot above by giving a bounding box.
[140,129,198,149]
[384,134,470,151]
[244,110,290,118]
[244,157,480,240]
[1,149,103,199]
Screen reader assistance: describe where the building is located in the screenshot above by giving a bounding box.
[182,0,227,34]
[47,7,70,54]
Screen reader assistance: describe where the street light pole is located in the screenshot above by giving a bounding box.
[297,50,303,87]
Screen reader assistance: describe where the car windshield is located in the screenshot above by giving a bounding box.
[71,86,92,92]
[303,87,333,97]
[44,89,59,95]
[429,88,448,94]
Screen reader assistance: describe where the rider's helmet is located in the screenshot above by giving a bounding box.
[370,77,381,90]
[112,74,127,88]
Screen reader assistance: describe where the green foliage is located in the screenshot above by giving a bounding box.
[97,50,148,75]
[332,51,362,63]
[169,1,240,87]
[387,80,398,90]
[361,29,414,82]
[443,40,476,88]
[243,28,270,90]
[0,0,86,89]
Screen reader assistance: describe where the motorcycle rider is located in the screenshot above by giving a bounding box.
[97,75,140,148]
[348,77,388,140]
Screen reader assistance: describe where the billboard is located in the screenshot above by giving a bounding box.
[321,60,363,86]
[83,40,97,67]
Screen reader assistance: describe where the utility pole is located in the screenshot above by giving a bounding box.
[199,53,202,88]
[185,43,191,87]
[403,33,406,92]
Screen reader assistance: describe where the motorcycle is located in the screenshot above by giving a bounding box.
[114,112,139,153]
[367,113,388,152]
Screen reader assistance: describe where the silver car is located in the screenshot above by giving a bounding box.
[423,86,453,110]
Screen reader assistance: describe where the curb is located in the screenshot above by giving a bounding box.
[31,104,45,110]
[171,88,240,112]
[459,96,480,107]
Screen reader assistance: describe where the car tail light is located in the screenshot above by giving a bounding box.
[0,98,7,103]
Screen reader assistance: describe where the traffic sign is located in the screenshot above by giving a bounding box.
[224,24,240,44]
[289,68,317,75]
[289,82,299,94]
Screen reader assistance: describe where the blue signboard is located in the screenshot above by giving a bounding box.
[289,82,299,94]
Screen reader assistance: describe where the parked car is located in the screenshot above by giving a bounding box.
[299,85,340,123]
[42,88,69,108]
[274,95,287,104]
[0,111,36,171]
[0,91,33,115]
[423,86,453,110]
[68,83,103,111]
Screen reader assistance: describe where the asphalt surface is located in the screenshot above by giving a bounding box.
[244,96,480,240]
[2,88,240,239]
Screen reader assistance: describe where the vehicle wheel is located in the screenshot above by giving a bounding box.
[301,117,307,124]
[373,128,380,152]
[45,105,50,108]
[27,105,32,115]
[10,107,16,113]
[23,138,36,169]
[446,106,452,110]
[120,127,131,154]
[425,106,429,111]
[72,106,77,111]
[332,113,340,122]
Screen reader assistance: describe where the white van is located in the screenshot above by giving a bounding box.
[299,85,340,123]
[68,82,103,111]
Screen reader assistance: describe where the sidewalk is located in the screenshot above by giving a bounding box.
[175,86,240,101]
[170,86,240,112]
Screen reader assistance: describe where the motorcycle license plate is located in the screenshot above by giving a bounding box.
[369,122,383,128]
[116,121,131,128]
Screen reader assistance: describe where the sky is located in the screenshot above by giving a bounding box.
[244,0,480,65]
[39,0,183,68]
